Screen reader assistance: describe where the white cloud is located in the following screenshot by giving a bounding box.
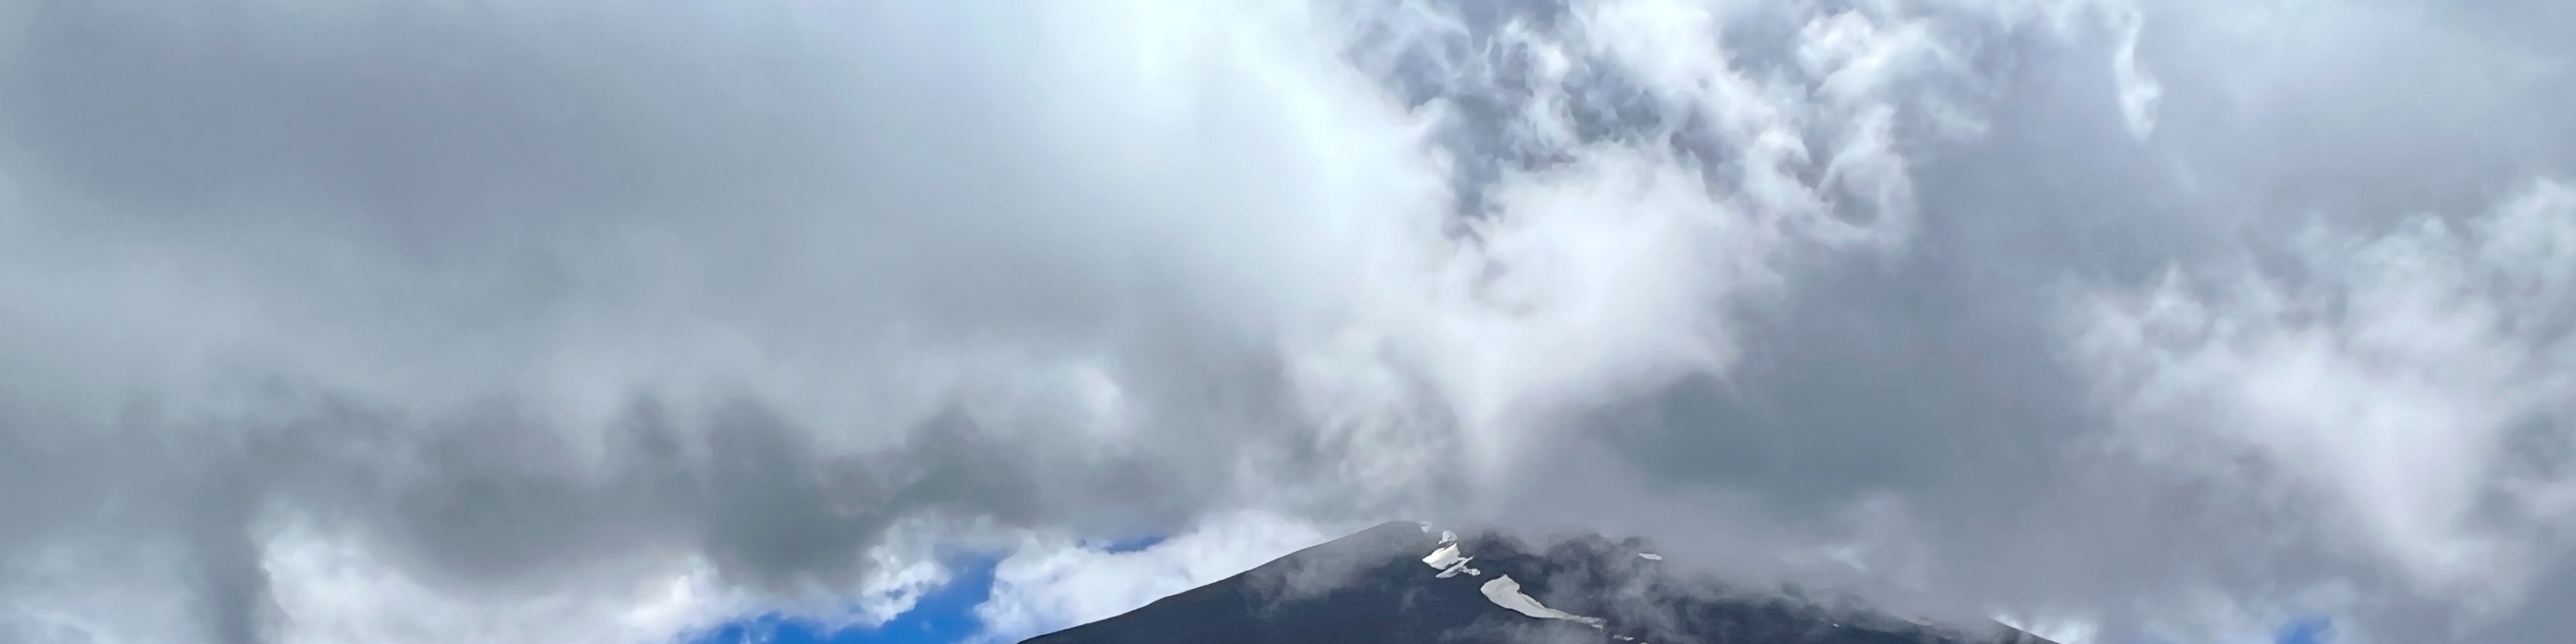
[1279,0,2110,498]
[2105,4,2163,140]
[972,511,1338,641]
[252,518,963,644]
[260,526,738,644]
[1992,612,2101,644]
[2069,179,2576,617]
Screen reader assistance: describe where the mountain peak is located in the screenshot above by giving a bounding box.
[1025,522,2057,644]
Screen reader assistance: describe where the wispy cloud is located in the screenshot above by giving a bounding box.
[2068,179,2576,632]
[972,511,1336,642]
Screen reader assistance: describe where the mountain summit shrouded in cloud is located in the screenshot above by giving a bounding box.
[0,1,2570,643]
[1023,521,2065,644]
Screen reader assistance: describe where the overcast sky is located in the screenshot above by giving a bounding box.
[2,1,2571,643]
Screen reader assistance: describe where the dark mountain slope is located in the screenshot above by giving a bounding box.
[1024,522,2058,644]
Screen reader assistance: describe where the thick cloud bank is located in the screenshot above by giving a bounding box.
[0,1,2568,642]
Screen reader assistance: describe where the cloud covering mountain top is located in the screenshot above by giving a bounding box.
[1,1,2570,642]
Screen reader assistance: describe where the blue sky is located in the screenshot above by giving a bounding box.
[688,537,1166,644]
[2272,616,2332,644]
[685,556,997,644]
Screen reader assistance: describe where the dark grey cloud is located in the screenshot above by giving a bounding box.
[1,1,2569,643]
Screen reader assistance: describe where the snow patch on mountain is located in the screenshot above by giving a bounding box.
[1422,543,1483,577]
[1437,558,1480,578]
[1422,543,1465,568]
[1478,575,1607,627]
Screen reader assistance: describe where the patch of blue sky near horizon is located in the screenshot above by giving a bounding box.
[683,535,1165,644]
[683,554,996,644]
[2119,616,2329,644]
[2270,616,2330,644]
